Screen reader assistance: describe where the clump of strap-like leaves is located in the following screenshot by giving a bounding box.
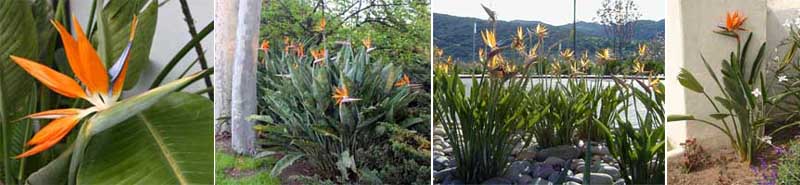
[252,40,428,184]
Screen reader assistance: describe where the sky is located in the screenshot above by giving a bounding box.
[432,0,665,26]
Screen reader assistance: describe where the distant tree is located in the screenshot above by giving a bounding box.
[260,0,430,86]
[595,0,641,59]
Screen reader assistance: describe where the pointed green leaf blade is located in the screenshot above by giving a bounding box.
[677,68,704,93]
[270,153,304,177]
[77,92,213,184]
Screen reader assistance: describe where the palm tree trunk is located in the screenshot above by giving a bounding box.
[213,0,238,136]
[230,0,261,155]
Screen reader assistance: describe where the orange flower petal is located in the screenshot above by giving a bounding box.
[260,39,269,50]
[111,58,129,97]
[25,108,81,119]
[16,135,62,158]
[72,16,110,95]
[9,56,86,98]
[111,16,138,97]
[50,20,82,76]
[25,115,80,148]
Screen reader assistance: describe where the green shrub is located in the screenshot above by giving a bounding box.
[777,141,800,184]
[356,124,431,185]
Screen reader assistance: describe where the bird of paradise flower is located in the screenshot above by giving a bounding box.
[332,85,360,106]
[8,16,138,158]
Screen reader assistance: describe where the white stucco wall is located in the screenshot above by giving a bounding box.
[667,0,800,153]
[70,0,214,96]
[665,0,686,151]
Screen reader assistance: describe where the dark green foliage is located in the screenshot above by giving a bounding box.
[356,124,431,185]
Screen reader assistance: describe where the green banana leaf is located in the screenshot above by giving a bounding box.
[0,0,40,183]
[0,0,38,115]
[77,92,212,184]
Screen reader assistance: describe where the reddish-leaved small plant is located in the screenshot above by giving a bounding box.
[680,138,711,173]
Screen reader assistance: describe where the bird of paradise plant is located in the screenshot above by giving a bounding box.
[433,5,547,183]
[254,37,425,183]
[669,10,777,164]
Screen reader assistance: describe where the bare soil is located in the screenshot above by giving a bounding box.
[667,148,756,185]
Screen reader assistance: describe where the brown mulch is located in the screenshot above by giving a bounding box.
[667,148,757,185]
[668,122,800,185]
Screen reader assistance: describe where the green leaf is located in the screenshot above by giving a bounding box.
[247,115,274,123]
[399,117,425,128]
[270,153,304,177]
[25,145,73,185]
[0,1,39,183]
[311,124,342,141]
[76,92,213,184]
[749,42,766,84]
[336,150,356,181]
[715,96,736,110]
[86,70,209,135]
[97,0,158,89]
[677,68,704,93]
[667,114,695,122]
[709,113,730,120]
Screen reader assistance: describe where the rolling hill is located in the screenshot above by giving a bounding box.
[433,13,665,62]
